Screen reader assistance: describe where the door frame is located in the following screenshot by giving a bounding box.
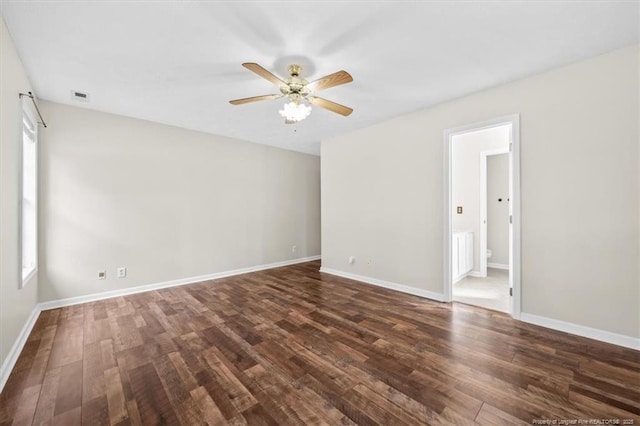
[443,114,521,318]
[479,147,510,278]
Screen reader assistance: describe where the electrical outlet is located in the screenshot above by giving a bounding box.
[367,259,372,265]
[291,245,297,253]
[348,256,355,264]
[117,267,126,278]
[98,270,106,280]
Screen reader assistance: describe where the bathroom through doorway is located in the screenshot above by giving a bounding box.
[444,115,521,316]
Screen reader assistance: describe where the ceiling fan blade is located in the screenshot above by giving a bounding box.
[242,63,286,87]
[307,96,353,116]
[229,94,281,105]
[306,70,353,92]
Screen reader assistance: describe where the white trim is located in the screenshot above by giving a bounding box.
[510,116,522,319]
[443,123,453,302]
[487,263,509,270]
[319,267,446,302]
[0,255,321,393]
[3,257,637,394]
[520,313,640,351]
[453,272,471,283]
[19,97,39,289]
[454,270,481,283]
[444,114,521,320]
[320,269,639,350]
[0,306,40,392]
[39,256,321,311]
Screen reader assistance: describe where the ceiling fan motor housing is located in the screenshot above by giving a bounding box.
[288,64,302,76]
[280,64,310,100]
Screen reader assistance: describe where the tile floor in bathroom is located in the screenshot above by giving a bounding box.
[453,267,510,313]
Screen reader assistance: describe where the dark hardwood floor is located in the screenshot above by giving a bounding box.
[1,260,638,425]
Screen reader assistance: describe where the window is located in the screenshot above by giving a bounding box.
[20,99,38,287]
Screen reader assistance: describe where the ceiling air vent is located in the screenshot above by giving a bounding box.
[71,90,90,102]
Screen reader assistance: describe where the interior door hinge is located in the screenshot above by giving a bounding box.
[509,142,513,152]
[509,287,513,296]
[509,215,513,224]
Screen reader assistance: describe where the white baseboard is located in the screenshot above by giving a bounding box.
[520,313,639,350]
[4,256,636,395]
[452,274,465,284]
[453,271,475,283]
[39,255,321,311]
[319,267,446,302]
[487,263,509,270]
[319,269,638,351]
[0,255,321,393]
[0,305,41,392]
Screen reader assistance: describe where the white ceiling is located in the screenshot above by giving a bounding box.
[1,1,638,155]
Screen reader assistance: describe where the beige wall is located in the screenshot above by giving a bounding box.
[451,125,509,272]
[0,18,39,367]
[487,153,509,267]
[322,45,639,338]
[38,101,320,302]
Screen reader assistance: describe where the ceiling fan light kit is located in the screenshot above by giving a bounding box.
[279,101,312,123]
[230,62,353,124]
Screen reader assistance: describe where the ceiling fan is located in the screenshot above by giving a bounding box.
[229,63,353,124]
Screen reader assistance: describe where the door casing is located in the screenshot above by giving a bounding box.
[443,114,521,318]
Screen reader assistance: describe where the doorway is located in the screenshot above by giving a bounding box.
[444,115,521,317]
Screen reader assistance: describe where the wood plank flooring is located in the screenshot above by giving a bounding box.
[1,260,638,425]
